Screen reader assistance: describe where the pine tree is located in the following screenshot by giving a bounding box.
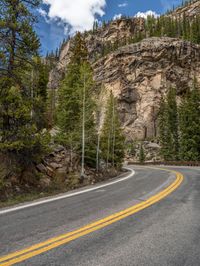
[79,62,97,172]
[0,0,48,161]
[100,92,125,168]
[0,85,49,163]
[158,96,173,160]
[56,33,87,135]
[179,79,200,161]
[56,33,97,170]
[158,88,179,161]
[139,144,145,164]
[102,21,106,28]
[166,87,179,160]
[0,0,40,83]
[32,57,49,130]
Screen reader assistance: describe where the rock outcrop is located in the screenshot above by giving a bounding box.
[48,0,200,141]
[48,17,145,92]
[170,0,200,19]
[86,17,145,61]
[94,37,200,140]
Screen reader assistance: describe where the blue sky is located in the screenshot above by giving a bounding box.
[36,0,183,55]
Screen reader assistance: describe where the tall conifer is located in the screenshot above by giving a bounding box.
[100,92,125,168]
[179,80,200,160]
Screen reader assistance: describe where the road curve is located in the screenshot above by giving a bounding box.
[0,166,199,266]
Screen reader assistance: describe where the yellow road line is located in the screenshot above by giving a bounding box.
[0,167,184,266]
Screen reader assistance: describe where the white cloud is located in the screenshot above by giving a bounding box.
[38,8,51,23]
[134,10,160,19]
[42,0,106,34]
[118,2,128,8]
[38,8,47,17]
[113,14,122,20]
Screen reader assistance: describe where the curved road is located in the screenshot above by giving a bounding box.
[0,166,199,265]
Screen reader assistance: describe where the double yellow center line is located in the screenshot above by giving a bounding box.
[0,168,184,266]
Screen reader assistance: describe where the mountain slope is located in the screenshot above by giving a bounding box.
[48,1,200,141]
[170,0,200,18]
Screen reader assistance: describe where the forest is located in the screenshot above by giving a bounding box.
[0,0,200,202]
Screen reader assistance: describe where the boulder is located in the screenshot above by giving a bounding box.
[49,162,62,170]
[146,143,161,149]
[36,164,47,174]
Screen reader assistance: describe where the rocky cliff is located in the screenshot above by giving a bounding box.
[48,9,200,141]
[170,0,200,18]
[86,17,145,61]
[93,37,200,140]
[48,17,145,91]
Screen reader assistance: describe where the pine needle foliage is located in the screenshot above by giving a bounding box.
[100,92,125,168]
[179,80,200,161]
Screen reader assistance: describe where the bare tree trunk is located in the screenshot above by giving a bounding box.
[96,133,100,172]
[8,0,19,76]
[30,69,34,119]
[81,74,86,177]
[112,101,116,167]
[3,1,19,139]
[106,129,111,169]
[70,134,73,170]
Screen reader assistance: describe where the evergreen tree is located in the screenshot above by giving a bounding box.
[159,88,179,161]
[0,0,48,161]
[32,57,49,130]
[56,33,87,137]
[102,21,106,28]
[158,96,173,160]
[166,87,179,160]
[0,0,40,82]
[139,144,145,163]
[79,62,97,172]
[56,33,97,169]
[0,85,49,163]
[179,80,200,161]
[100,92,125,168]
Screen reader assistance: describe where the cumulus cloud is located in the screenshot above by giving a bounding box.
[42,0,106,34]
[134,10,160,19]
[38,8,47,17]
[113,14,122,20]
[38,8,51,23]
[118,2,128,8]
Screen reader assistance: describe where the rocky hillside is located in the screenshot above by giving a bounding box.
[93,37,200,140]
[48,1,200,141]
[170,0,200,18]
[86,17,145,61]
[48,17,145,91]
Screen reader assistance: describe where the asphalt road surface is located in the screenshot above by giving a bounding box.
[0,166,199,266]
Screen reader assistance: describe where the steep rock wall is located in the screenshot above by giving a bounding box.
[48,33,200,141]
[94,37,200,140]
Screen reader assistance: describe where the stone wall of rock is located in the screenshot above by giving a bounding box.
[86,17,145,61]
[47,16,200,142]
[170,0,200,19]
[47,17,145,92]
[94,37,200,140]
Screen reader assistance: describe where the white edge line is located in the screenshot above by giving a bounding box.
[0,167,135,215]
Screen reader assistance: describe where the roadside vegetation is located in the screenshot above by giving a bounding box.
[1,0,200,205]
[158,80,200,162]
[0,0,125,204]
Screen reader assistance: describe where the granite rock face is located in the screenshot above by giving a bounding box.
[48,17,145,92]
[86,17,145,61]
[170,0,200,19]
[48,20,200,141]
[93,37,200,140]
